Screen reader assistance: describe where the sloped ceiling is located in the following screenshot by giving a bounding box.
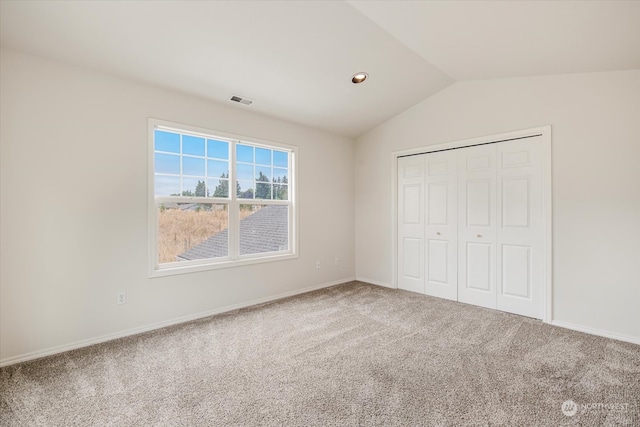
[1,1,639,138]
[349,1,640,80]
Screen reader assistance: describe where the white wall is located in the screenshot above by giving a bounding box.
[0,49,355,364]
[355,70,640,342]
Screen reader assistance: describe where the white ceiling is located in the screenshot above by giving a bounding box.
[1,1,639,138]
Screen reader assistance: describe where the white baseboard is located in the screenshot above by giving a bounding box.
[0,277,355,368]
[355,279,639,346]
[551,320,640,346]
[356,276,396,289]
[355,279,640,346]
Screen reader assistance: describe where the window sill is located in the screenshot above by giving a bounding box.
[149,252,298,278]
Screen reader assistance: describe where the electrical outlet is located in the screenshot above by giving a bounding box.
[316,261,321,269]
[117,291,126,305]
[334,257,340,266]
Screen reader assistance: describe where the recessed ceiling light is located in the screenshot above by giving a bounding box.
[351,72,368,84]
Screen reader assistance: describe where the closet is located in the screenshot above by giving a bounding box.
[397,135,545,319]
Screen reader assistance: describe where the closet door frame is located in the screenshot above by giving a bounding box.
[391,126,552,323]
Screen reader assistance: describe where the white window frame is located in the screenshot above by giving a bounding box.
[148,118,298,278]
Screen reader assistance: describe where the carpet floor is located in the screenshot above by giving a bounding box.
[1,281,639,426]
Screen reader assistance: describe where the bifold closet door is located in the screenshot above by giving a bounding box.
[457,145,498,310]
[496,137,544,319]
[456,138,544,318]
[398,136,545,319]
[425,151,458,301]
[397,155,425,293]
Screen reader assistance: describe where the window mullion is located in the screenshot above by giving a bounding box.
[229,141,240,260]
[179,133,184,195]
[204,146,208,197]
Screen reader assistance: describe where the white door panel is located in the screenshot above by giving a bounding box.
[466,243,493,290]
[501,244,531,298]
[402,238,422,279]
[427,240,449,283]
[501,177,530,227]
[497,137,544,318]
[458,145,497,310]
[427,182,448,225]
[425,151,457,301]
[466,179,492,226]
[397,156,425,294]
[403,184,422,224]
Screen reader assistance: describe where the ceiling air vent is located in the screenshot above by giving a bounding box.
[230,95,254,106]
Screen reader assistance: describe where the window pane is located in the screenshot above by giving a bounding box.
[157,203,228,263]
[237,163,253,181]
[255,182,272,199]
[207,139,229,160]
[255,167,271,181]
[182,177,207,197]
[208,178,228,198]
[207,160,228,178]
[237,181,254,199]
[155,130,180,153]
[239,205,288,256]
[273,167,288,182]
[273,184,288,200]
[182,135,205,156]
[273,150,288,168]
[182,156,205,176]
[237,144,253,163]
[155,175,181,196]
[255,147,271,165]
[155,153,180,174]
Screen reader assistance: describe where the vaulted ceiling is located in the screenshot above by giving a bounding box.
[2,1,639,138]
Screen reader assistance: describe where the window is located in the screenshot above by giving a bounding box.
[149,119,296,277]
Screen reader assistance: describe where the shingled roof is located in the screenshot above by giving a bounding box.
[177,205,288,261]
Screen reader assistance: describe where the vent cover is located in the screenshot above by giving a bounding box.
[230,95,254,106]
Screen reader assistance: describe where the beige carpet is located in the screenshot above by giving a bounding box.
[1,281,639,426]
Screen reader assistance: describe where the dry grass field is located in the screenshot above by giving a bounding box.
[158,207,254,263]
